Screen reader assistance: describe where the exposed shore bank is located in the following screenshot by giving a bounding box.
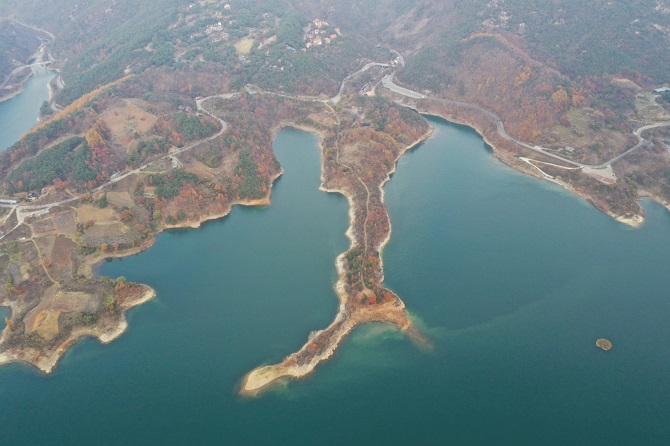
[415,109,646,228]
[0,287,155,373]
[0,168,286,374]
[240,127,433,396]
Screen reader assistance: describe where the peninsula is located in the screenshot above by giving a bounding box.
[1,0,670,393]
[0,66,431,379]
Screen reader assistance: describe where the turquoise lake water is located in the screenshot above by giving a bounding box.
[1,90,670,444]
[0,70,54,150]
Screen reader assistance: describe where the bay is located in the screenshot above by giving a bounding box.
[0,116,669,444]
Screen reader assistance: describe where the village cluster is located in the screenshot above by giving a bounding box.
[187,4,341,50]
[189,2,232,42]
[304,19,340,51]
[204,21,230,43]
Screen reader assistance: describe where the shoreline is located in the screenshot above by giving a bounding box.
[0,287,156,374]
[0,165,286,375]
[417,110,646,228]
[240,122,363,396]
[0,69,33,103]
[376,129,434,282]
[87,170,285,273]
[239,126,433,396]
[0,17,56,104]
[1,93,646,381]
[0,97,282,375]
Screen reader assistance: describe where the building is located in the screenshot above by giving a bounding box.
[313,19,329,28]
[654,87,670,94]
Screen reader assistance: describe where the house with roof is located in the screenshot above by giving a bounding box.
[313,19,329,28]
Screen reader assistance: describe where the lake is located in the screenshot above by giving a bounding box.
[1,111,670,444]
[0,70,54,151]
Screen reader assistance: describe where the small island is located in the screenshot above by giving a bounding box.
[596,338,612,351]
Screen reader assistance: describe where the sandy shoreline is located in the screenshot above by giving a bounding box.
[377,129,434,282]
[240,123,362,396]
[0,84,26,103]
[0,27,56,104]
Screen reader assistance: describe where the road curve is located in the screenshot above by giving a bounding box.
[0,95,229,212]
[3,49,669,215]
[326,62,390,104]
[0,18,56,90]
[382,72,670,170]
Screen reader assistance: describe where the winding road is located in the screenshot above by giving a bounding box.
[381,69,670,175]
[327,62,390,104]
[0,18,55,91]
[3,47,670,226]
[0,94,229,240]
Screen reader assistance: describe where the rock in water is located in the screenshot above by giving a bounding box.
[596,338,612,351]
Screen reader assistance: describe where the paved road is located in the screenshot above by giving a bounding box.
[327,62,390,104]
[603,121,670,166]
[0,95,229,215]
[381,72,670,173]
[382,74,426,100]
[0,18,56,90]
[2,18,55,40]
[3,46,668,218]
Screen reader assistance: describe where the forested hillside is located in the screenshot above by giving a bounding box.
[0,0,668,215]
[469,0,670,83]
[291,0,670,84]
[1,0,670,377]
[0,20,41,81]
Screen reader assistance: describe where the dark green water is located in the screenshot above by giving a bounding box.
[0,70,54,150]
[1,118,670,444]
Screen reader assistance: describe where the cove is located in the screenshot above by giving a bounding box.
[1,119,670,444]
[0,70,54,151]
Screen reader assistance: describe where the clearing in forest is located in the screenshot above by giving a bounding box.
[234,38,254,55]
